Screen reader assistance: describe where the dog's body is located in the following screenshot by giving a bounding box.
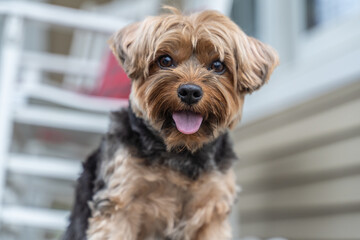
[64,108,237,240]
[64,8,278,240]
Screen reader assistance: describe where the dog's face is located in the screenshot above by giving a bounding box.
[109,8,279,152]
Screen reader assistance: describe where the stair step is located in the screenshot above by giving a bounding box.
[2,205,69,230]
[14,106,110,133]
[8,154,82,180]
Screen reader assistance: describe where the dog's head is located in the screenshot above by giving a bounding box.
[109,8,279,152]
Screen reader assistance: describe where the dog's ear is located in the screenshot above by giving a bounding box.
[108,22,144,79]
[235,35,279,93]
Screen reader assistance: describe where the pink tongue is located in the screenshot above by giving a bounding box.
[172,111,203,135]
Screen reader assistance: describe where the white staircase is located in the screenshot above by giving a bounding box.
[0,2,133,239]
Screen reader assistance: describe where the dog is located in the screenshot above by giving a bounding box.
[64,7,278,240]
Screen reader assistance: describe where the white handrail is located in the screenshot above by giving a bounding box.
[0,15,24,222]
[0,1,131,33]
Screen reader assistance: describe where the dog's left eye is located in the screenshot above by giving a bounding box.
[158,55,175,69]
[209,60,226,74]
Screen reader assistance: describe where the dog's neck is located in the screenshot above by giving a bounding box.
[106,106,237,180]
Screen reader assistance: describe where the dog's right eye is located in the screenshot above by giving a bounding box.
[209,60,226,74]
[158,55,175,69]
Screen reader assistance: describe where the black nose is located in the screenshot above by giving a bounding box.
[177,84,203,105]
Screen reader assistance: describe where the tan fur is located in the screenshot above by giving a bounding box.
[109,8,278,152]
[87,148,237,240]
[90,7,279,240]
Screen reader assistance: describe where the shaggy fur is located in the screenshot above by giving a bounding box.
[64,7,278,240]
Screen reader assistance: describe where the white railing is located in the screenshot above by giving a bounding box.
[0,1,133,237]
[0,1,131,33]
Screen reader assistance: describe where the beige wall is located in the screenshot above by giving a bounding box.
[232,80,360,239]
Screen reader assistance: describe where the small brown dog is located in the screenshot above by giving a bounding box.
[64,7,278,240]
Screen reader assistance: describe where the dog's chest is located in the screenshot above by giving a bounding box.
[87,148,202,239]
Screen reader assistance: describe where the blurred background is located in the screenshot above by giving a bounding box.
[0,0,359,239]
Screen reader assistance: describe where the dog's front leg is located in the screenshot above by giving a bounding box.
[179,200,232,240]
[86,198,143,240]
[173,170,236,240]
[192,205,232,240]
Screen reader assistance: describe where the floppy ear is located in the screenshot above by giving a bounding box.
[236,36,279,93]
[108,22,144,79]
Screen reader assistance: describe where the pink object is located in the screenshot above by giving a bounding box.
[91,52,131,99]
[172,111,203,134]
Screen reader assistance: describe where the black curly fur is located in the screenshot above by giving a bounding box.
[63,148,100,240]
